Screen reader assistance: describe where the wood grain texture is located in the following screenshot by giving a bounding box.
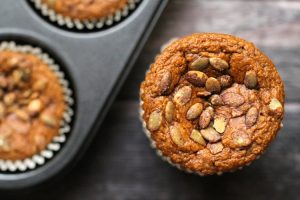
[4,0,300,199]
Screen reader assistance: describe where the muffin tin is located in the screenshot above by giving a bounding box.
[0,0,167,189]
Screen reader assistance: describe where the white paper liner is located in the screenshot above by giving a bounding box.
[0,41,74,172]
[138,39,261,176]
[30,0,141,30]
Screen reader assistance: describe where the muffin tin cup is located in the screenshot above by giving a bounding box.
[30,0,142,31]
[0,41,74,173]
[139,39,260,176]
[0,0,167,189]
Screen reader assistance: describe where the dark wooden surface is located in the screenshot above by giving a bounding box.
[11,0,300,199]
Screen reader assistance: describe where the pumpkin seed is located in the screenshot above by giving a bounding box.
[207,142,224,154]
[209,58,229,71]
[174,86,192,105]
[205,77,221,93]
[170,126,185,146]
[218,75,232,88]
[148,110,162,131]
[189,57,209,71]
[245,107,258,127]
[28,99,42,114]
[186,103,203,120]
[158,70,172,95]
[185,71,208,87]
[165,101,175,123]
[200,127,221,143]
[199,107,214,129]
[221,92,245,107]
[4,93,16,106]
[15,110,30,121]
[232,131,251,147]
[197,89,211,97]
[244,70,257,89]
[269,98,282,111]
[209,95,224,106]
[213,117,227,133]
[33,79,48,91]
[190,129,206,146]
[41,114,57,127]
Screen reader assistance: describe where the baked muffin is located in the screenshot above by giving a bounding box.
[31,0,140,30]
[140,33,284,175]
[0,50,65,161]
[41,0,129,20]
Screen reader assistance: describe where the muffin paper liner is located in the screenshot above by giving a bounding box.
[0,41,74,172]
[30,0,142,31]
[139,39,259,176]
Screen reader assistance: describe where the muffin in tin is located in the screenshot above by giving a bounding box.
[31,0,141,30]
[140,33,284,175]
[42,0,130,20]
[0,42,73,171]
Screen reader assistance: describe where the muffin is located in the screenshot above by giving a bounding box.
[0,50,66,161]
[41,0,129,20]
[0,42,73,173]
[31,0,141,30]
[140,33,284,175]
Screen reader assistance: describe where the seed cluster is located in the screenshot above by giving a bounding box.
[0,55,60,152]
[147,55,283,155]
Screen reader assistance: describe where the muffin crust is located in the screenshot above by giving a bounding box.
[140,33,285,175]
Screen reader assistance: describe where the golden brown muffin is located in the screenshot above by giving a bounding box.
[0,51,65,160]
[140,33,285,175]
[42,0,129,20]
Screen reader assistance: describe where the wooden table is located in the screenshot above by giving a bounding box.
[18,0,300,199]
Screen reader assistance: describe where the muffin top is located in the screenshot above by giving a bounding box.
[0,51,65,160]
[42,0,129,20]
[140,33,284,175]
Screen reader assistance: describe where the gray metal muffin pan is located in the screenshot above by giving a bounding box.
[0,0,167,189]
